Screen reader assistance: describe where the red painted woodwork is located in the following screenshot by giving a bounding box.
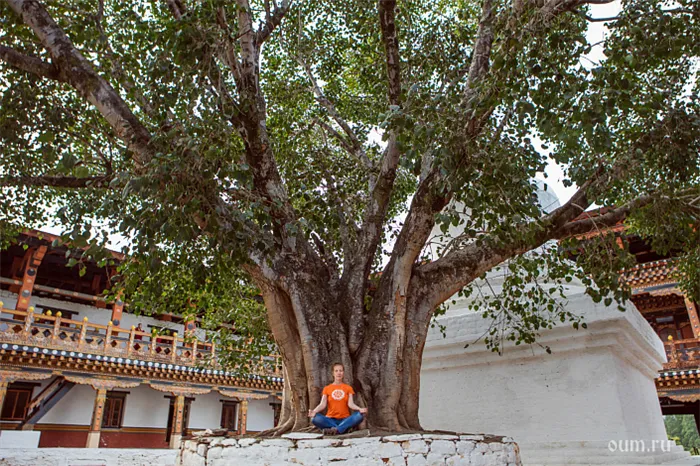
[100,430,169,448]
[37,426,170,448]
[38,429,88,448]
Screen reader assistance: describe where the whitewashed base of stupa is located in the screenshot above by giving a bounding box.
[420,288,691,465]
[177,432,521,466]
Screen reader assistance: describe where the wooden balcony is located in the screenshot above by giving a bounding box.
[0,304,282,377]
[663,338,700,371]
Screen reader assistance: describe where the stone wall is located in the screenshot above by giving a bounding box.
[179,432,521,466]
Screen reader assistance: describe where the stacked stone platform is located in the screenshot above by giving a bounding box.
[178,432,521,466]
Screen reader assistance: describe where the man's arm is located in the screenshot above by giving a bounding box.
[348,394,368,414]
[308,395,328,417]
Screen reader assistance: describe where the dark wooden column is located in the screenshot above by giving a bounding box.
[15,246,47,312]
[86,388,107,448]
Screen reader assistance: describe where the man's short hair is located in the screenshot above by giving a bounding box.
[331,362,344,371]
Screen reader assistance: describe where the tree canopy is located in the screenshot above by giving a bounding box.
[1,0,698,431]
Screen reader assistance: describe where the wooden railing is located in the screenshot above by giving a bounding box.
[663,338,700,370]
[0,304,282,377]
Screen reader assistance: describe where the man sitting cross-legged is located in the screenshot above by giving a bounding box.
[308,363,367,435]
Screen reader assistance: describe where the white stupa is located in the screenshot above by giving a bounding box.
[419,182,691,464]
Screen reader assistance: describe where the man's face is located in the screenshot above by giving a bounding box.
[333,365,344,382]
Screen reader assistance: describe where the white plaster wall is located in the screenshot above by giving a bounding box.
[611,351,669,440]
[187,392,274,432]
[246,398,275,432]
[420,288,669,448]
[122,385,171,428]
[30,380,275,432]
[37,383,94,425]
[188,392,226,429]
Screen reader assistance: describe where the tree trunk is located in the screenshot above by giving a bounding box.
[251,254,436,433]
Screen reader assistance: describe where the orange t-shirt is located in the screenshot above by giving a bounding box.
[322,383,355,419]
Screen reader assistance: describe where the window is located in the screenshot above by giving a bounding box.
[220,402,238,431]
[102,392,128,428]
[0,385,33,421]
[270,402,282,427]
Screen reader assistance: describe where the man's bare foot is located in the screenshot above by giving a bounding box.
[322,427,338,436]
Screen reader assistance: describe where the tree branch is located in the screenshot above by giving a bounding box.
[0,174,114,189]
[298,58,373,171]
[4,0,153,167]
[165,0,186,19]
[462,0,494,126]
[0,44,64,81]
[378,0,401,107]
[256,0,292,46]
[414,186,653,315]
[551,195,654,239]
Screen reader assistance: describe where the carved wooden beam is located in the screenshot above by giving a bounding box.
[63,375,140,391]
[149,382,211,397]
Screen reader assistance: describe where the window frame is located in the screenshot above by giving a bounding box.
[0,384,34,421]
[220,401,238,431]
[102,391,128,429]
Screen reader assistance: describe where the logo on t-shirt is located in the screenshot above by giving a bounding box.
[331,389,346,401]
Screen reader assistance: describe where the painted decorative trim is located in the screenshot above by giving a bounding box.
[0,369,51,383]
[64,375,140,391]
[149,382,211,396]
[668,393,700,403]
[218,388,270,400]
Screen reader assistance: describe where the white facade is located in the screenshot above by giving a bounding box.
[0,288,277,448]
[420,283,689,464]
[26,382,274,431]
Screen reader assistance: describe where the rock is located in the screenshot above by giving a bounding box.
[297,438,342,448]
[181,450,205,466]
[282,432,323,440]
[424,434,459,441]
[179,432,520,466]
[184,440,197,451]
[288,447,320,464]
[446,455,471,466]
[238,438,260,447]
[320,446,356,461]
[260,438,295,448]
[426,452,447,465]
[459,435,484,441]
[384,434,423,442]
[373,441,404,459]
[403,439,429,454]
[456,441,476,456]
[209,438,224,447]
[342,437,378,446]
[431,440,457,456]
[407,454,428,466]
[207,446,223,460]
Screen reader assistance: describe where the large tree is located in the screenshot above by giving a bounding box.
[1,0,698,432]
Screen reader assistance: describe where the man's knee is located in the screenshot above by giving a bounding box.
[311,414,324,427]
